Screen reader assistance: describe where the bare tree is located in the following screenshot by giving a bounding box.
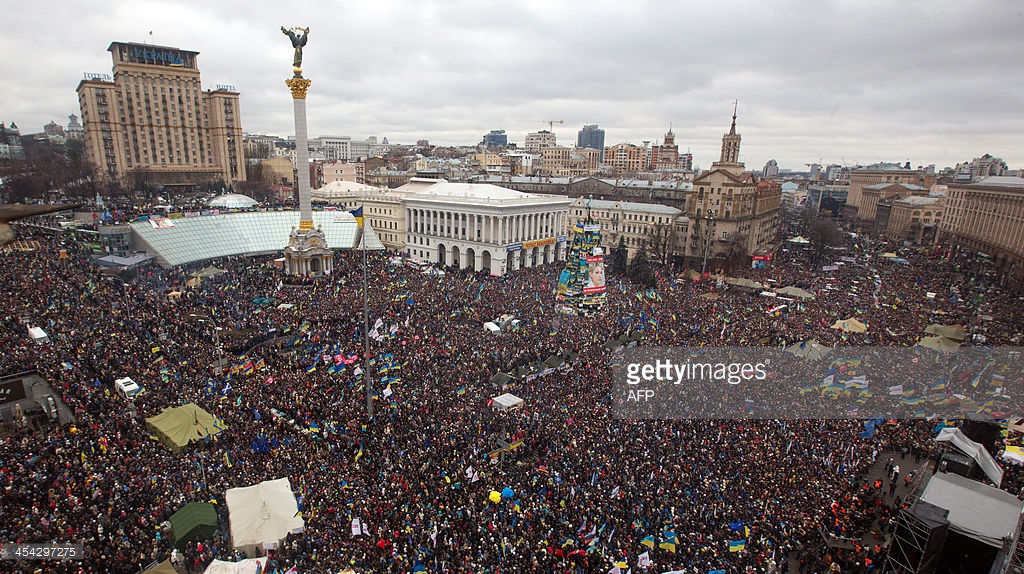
[725,233,749,270]
[801,206,839,263]
[646,222,676,266]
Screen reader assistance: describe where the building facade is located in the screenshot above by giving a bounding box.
[846,163,925,218]
[539,147,601,178]
[483,130,508,148]
[403,180,571,276]
[568,197,683,260]
[0,122,24,160]
[955,154,1008,179]
[524,131,556,154]
[76,42,246,191]
[577,125,605,162]
[858,182,930,222]
[311,180,406,250]
[938,176,1024,290]
[683,112,781,269]
[883,195,944,243]
[650,128,680,170]
[604,143,645,173]
[322,161,365,185]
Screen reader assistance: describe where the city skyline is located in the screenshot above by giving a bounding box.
[3,0,1023,171]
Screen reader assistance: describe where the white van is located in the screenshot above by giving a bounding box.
[115,377,143,400]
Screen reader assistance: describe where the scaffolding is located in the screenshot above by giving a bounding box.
[884,500,949,574]
[1003,510,1024,574]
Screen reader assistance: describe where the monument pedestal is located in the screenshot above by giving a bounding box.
[284,225,334,276]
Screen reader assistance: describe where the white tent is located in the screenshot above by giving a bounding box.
[935,427,1004,486]
[491,393,524,411]
[225,478,304,555]
[27,326,48,344]
[202,557,268,574]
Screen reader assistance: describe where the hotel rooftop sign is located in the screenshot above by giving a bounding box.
[108,42,199,70]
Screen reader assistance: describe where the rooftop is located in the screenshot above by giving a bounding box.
[570,197,682,215]
[970,176,1024,188]
[864,182,929,191]
[894,196,944,207]
[854,163,915,172]
[405,181,570,206]
[131,211,361,268]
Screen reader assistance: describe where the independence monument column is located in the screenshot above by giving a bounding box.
[281,26,333,276]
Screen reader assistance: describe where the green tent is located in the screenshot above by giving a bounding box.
[544,356,565,368]
[924,324,968,342]
[490,372,515,387]
[918,335,962,354]
[169,502,219,549]
[145,403,227,453]
[775,286,816,299]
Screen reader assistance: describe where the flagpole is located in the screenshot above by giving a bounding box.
[363,222,373,422]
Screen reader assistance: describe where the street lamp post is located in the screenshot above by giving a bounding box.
[700,214,715,275]
[109,276,130,320]
[189,314,223,369]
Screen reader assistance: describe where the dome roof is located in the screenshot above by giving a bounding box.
[208,193,258,209]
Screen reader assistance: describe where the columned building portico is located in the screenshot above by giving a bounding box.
[403,181,570,276]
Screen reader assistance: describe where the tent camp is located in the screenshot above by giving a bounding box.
[202,557,268,574]
[787,236,811,244]
[225,478,304,555]
[775,286,816,299]
[725,277,765,290]
[169,502,219,549]
[145,403,227,453]
[918,335,962,354]
[830,318,868,333]
[195,266,227,278]
[490,372,516,388]
[924,324,968,342]
[785,340,831,360]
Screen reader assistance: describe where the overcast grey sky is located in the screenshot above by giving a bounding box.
[3,0,1023,171]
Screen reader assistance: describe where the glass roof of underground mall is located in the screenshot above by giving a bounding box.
[130,211,362,268]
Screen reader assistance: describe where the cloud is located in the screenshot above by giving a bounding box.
[3,0,1023,170]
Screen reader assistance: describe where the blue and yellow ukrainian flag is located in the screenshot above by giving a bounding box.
[729,539,746,552]
[349,206,364,228]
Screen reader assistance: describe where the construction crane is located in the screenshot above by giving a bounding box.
[520,120,564,131]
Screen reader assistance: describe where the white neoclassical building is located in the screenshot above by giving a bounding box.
[403,180,571,275]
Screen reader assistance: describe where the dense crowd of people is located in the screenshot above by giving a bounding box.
[0,212,1022,574]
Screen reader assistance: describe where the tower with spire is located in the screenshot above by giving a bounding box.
[714,100,743,173]
[687,101,782,271]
